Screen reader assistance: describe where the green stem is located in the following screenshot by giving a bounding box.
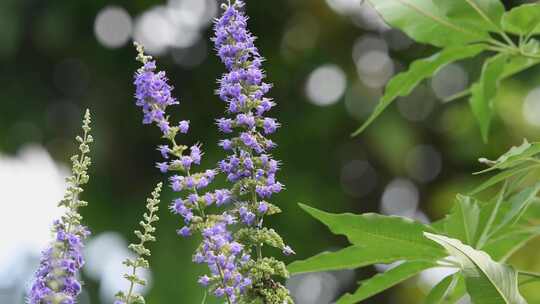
[125,265,137,304]
[518,270,540,279]
[477,181,507,249]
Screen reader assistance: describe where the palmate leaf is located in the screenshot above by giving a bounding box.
[433,0,505,32]
[289,204,447,301]
[335,261,435,304]
[425,233,527,304]
[469,54,508,142]
[502,3,540,36]
[365,0,488,47]
[352,45,485,136]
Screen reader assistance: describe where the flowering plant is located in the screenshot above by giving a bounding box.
[22,1,540,304]
[131,1,294,303]
[28,110,93,304]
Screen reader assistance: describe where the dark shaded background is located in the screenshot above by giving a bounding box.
[1,0,540,303]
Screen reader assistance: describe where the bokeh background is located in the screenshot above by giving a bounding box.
[1,0,540,303]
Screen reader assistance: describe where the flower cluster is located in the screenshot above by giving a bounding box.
[133,43,251,303]
[213,1,294,302]
[115,183,162,304]
[132,1,294,302]
[28,110,93,304]
[194,217,252,302]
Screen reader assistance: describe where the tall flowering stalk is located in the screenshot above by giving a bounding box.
[133,43,250,304]
[132,1,295,300]
[212,1,294,303]
[28,110,93,304]
[115,183,162,304]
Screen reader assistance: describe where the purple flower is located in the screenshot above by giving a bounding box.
[257,202,268,214]
[156,162,169,173]
[134,61,178,130]
[194,220,251,302]
[178,226,192,237]
[28,224,89,304]
[179,120,190,133]
[158,145,170,159]
[198,275,210,287]
[212,1,294,301]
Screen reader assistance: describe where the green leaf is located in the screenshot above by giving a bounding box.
[501,55,540,79]
[336,260,435,304]
[469,164,532,195]
[444,55,540,103]
[502,3,540,36]
[492,183,540,233]
[425,233,527,304]
[484,228,540,262]
[433,0,505,32]
[365,0,488,47]
[352,45,485,136]
[298,204,444,253]
[425,274,459,304]
[442,274,468,303]
[477,140,540,173]
[469,54,508,142]
[287,245,434,274]
[444,195,481,244]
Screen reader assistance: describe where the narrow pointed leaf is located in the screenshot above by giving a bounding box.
[298,204,444,255]
[493,183,540,233]
[287,245,434,274]
[469,54,508,142]
[336,261,435,304]
[425,233,527,304]
[476,140,540,173]
[469,164,532,195]
[352,45,485,136]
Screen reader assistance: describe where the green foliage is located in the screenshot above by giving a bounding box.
[336,261,435,304]
[351,45,484,136]
[292,140,540,302]
[469,54,508,141]
[425,233,526,304]
[444,194,481,244]
[116,183,162,304]
[424,274,463,304]
[354,0,540,141]
[502,4,540,36]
